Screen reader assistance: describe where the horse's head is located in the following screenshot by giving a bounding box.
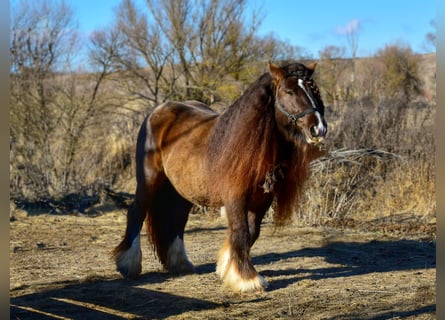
[269,62,327,145]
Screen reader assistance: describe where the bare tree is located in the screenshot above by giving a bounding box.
[345,20,360,61]
[87,0,185,108]
[10,0,119,198]
[337,19,360,89]
[98,0,265,105]
[145,0,194,99]
[317,45,347,105]
[10,0,77,198]
[190,0,261,98]
[376,43,422,101]
[425,19,436,51]
[113,0,180,105]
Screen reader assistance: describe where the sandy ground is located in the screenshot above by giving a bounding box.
[10,208,435,319]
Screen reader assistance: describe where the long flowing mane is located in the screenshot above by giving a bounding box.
[207,73,277,196]
[207,70,325,224]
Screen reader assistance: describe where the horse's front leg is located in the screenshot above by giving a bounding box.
[216,201,268,292]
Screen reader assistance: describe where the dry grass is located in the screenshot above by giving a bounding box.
[299,147,435,225]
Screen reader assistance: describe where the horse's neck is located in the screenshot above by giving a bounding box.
[222,74,272,116]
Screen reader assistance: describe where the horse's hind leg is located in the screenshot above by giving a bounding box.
[148,179,195,274]
[112,196,147,278]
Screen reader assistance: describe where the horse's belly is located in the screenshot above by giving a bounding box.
[160,133,222,207]
[164,165,222,207]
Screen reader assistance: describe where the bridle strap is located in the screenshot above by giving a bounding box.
[274,100,315,125]
[274,78,319,125]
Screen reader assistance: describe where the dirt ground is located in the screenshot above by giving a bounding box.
[10,207,436,320]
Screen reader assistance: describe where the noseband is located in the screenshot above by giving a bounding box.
[274,78,320,125]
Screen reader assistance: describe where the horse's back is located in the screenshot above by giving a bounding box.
[183,100,218,114]
[154,100,218,118]
[143,100,221,206]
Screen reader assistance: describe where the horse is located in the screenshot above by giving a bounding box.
[112,61,328,292]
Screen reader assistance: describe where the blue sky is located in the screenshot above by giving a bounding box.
[68,0,436,58]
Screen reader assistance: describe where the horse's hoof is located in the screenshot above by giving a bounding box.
[224,274,268,293]
[165,260,196,275]
[114,247,142,279]
[117,264,141,279]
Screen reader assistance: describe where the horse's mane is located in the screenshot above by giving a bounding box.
[207,73,276,196]
[207,68,325,224]
[274,142,324,225]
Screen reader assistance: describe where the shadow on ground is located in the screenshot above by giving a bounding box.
[255,239,435,289]
[11,272,220,320]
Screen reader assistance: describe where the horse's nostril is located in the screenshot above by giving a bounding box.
[310,125,318,137]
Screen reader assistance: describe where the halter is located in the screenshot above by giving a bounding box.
[274,78,320,125]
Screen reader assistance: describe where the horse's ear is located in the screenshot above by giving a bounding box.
[268,61,285,83]
[306,62,317,76]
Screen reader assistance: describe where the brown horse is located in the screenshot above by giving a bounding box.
[112,62,328,292]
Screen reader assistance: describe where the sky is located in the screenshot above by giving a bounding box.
[66,0,436,58]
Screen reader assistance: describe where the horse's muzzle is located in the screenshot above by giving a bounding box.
[310,122,327,139]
